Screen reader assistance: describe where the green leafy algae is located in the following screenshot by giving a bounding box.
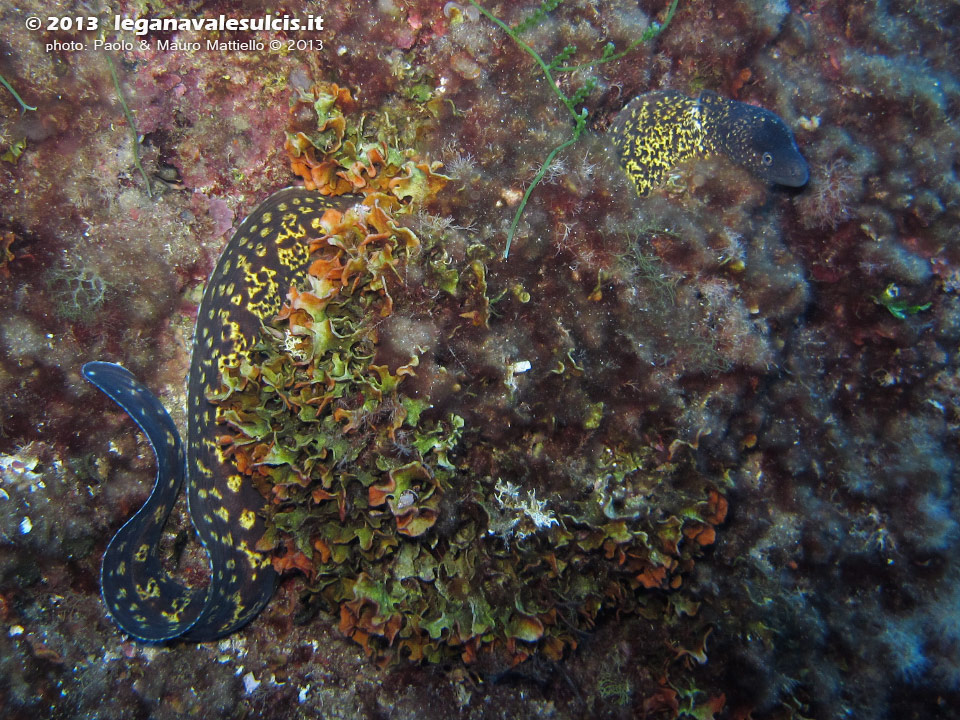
[207,80,727,668]
[211,211,726,664]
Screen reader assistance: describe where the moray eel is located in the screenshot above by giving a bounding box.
[610,89,809,196]
[84,188,346,641]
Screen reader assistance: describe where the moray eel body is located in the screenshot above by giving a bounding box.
[610,89,809,196]
[84,188,345,641]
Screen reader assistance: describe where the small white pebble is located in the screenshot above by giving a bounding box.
[505,360,532,392]
[19,516,32,534]
[500,188,522,206]
[9,625,24,636]
[298,685,311,703]
[243,671,261,694]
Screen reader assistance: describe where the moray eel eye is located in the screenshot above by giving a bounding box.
[762,152,774,166]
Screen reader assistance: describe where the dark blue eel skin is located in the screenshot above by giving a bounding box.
[84,188,346,641]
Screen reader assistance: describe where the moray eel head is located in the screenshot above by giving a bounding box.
[709,92,810,188]
[611,89,809,196]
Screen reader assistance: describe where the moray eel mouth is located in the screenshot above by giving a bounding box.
[768,156,810,188]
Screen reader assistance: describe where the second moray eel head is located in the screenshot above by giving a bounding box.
[611,89,809,196]
[699,90,809,188]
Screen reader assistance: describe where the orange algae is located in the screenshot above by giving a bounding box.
[0,231,16,277]
[285,81,449,203]
[205,81,729,668]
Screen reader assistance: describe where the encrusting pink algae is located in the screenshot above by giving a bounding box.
[1,1,959,719]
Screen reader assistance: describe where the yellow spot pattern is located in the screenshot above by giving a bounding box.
[96,188,350,642]
[610,90,708,196]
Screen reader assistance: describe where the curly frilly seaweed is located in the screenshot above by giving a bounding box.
[285,81,449,204]
[210,211,727,665]
[206,82,728,667]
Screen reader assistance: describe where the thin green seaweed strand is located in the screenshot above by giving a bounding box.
[468,0,584,258]
[106,55,152,198]
[555,0,679,72]
[468,0,679,258]
[468,1,580,123]
[512,0,563,35]
[0,73,37,113]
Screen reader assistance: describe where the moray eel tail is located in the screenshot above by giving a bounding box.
[85,189,347,642]
[83,361,210,641]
